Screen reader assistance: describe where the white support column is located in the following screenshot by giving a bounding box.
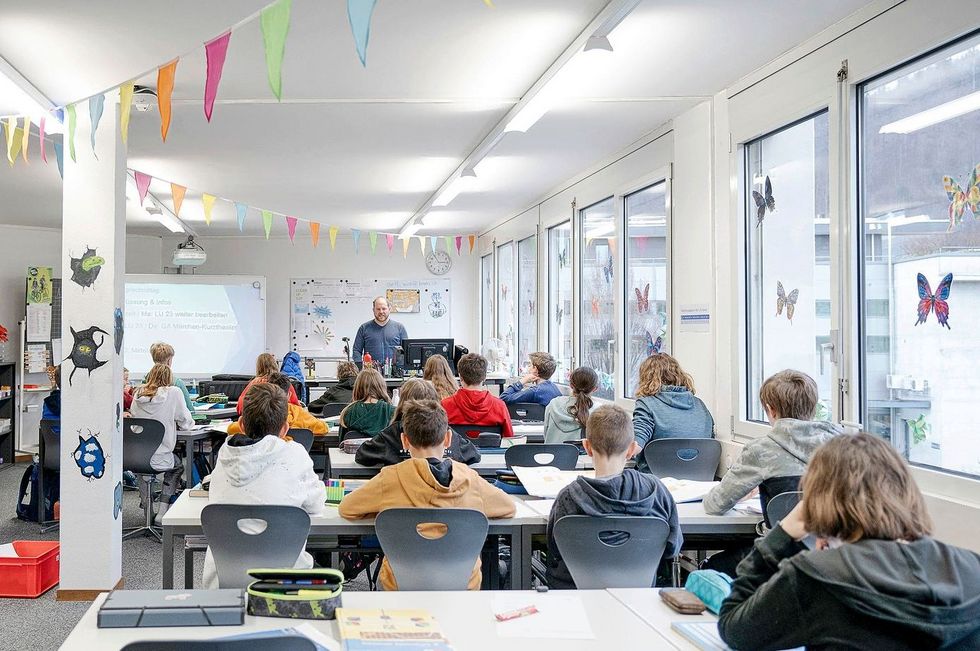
[58,92,126,596]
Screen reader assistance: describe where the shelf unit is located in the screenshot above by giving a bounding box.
[0,363,15,472]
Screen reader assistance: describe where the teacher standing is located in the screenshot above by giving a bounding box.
[352,296,408,365]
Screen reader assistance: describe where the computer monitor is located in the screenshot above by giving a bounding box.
[401,338,455,374]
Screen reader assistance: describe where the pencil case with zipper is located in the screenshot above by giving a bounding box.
[246,568,343,620]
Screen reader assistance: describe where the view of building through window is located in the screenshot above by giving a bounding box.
[517,235,537,372]
[548,222,573,383]
[580,198,616,400]
[496,242,515,375]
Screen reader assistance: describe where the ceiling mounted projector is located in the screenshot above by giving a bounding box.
[172,236,206,267]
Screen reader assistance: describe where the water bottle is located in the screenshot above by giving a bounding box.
[391,388,399,407]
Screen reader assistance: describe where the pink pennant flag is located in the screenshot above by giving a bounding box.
[39,117,46,163]
[204,31,232,122]
[454,235,462,255]
[309,221,320,247]
[286,216,298,243]
[134,171,152,205]
[385,233,394,253]
[329,226,339,250]
[468,235,475,253]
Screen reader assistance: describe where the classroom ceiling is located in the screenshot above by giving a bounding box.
[0,0,874,237]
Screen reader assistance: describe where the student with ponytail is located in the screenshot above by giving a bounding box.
[543,367,598,443]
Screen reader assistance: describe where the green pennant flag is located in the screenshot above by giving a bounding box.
[262,210,273,239]
[369,231,378,254]
[260,0,292,100]
[444,235,452,253]
[66,103,77,162]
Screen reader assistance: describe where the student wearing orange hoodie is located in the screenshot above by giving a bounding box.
[226,372,327,436]
[339,399,516,590]
[440,353,514,438]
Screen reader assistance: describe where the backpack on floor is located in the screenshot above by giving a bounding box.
[16,462,58,523]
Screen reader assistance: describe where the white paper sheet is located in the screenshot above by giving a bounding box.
[523,499,556,517]
[26,303,52,342]
[733,496,763,514]
[0,543,18,557]
[25,344,49,373]
[511,466,594,499]
[492,593,595,639]
[659,477,721,503]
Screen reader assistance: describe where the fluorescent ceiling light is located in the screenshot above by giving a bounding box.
[504,90,557,133]
[0,56,63,133]
[145,205,185,234]
[401,222,422,237]
[432,174,476,207]
[879,90,980,134]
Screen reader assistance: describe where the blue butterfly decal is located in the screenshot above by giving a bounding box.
[113,481,123,519]
[646,332,663,356]
[603,255,613,284]
[73,430,106,479]
[599,371,614,392]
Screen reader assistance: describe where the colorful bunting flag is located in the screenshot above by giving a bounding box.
[235,202,247,231]
[134,171,152,205]
[119,83,134,144]
[329,226,339,250]
[21,117,30,163]
[261,209,273,239]
[53,140,64,178]
[430,236,438,252]
[483,0,495,6]
[171,184,187,217]
[4,118,15,165]
[309,221,320,246]
[39,117,46,163]
[352,229,361,254]
[418,236,426,256]
[204,32,232,122]
[444,235,452,253]
[455,235,462,255]
[369,231,378,254]
[260,0,291,100]
[347,0,377,66]
[468,235,475,253]
[286,216,298,242]
[158,59,178,142]
[66,104,77,162]
[402,236,410,258]
[385,233,394,253]
[202,193,217,225]
[5,123,23,166]
[89,94,105,154]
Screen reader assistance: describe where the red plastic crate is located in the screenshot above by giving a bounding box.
[0,541,60,598]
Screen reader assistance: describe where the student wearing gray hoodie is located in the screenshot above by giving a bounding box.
[543,367,597,444]
[704,370,841,515]
[719,434,980,651]
[631,353,714,472]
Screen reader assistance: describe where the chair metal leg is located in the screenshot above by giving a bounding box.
[184,546,195,588]
[123,475,163,542]
[672,557,681,587]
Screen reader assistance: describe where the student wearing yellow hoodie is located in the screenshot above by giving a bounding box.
[226,372,327,436]
[339,399,516,590]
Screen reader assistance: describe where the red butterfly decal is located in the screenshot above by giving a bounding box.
[634,284,650,313]
[916,273,952,329]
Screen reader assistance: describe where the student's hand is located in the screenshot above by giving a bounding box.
[519,372,537,385]
[780,501,808,541]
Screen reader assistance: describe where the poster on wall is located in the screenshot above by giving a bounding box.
[26,266,53,304]
[386,289,421,313]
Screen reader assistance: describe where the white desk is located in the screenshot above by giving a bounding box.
[608,587,719,651]
[61,589,685,651]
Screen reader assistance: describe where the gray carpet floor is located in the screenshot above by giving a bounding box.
[0,461,370,650]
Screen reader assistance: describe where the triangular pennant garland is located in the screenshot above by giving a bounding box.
[260,0,292,100]
[444,235,452,253]
[119,83,134,144]
[202,193,217,225]
[369,231,378,253]
[286,215,298,243]
[66,104,77,162]
[235,202,247,231]
[157,59,178,142]
[455,235,462,255]
[430,236,438,252]
[402,236,410,258]
[53,140,64,178]
[39,117,46,163]
[134,171,152,205]
[5,118,16,165]
[468,234,475,253]
[261,209,273,239]
[89,94,105,153]
[418,235,426,256]
[329,226,339,250]
[204,31,232,122]
[309,221,320,247]
[171,184,187,217]
[347,0,377,66]
[352,228,361,254]
[385,233,394,253]
[20,117,30,163]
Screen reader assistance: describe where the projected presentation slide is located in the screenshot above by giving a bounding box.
[125,280,265,376]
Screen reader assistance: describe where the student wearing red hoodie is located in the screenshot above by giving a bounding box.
[441,353,514,438]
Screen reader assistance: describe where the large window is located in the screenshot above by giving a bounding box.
[745,112,832,422]
[480,253,493,345]
[859,33,980,478]
[580,198,616,400]
[496,242,516,376]
[517,235,537,373]
[625,182,668,397]
[548,222,573,383]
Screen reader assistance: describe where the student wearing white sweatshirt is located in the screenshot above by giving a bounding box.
[203,383,326,590]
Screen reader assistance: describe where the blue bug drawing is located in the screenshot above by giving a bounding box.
[114,307,124,355]
[73,429,106,479]
[113,481,123,519]
[313,305,333,318]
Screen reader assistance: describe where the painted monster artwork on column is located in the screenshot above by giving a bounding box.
[72,429,106,479]
[65,325,110,384]
[69,247,105,289]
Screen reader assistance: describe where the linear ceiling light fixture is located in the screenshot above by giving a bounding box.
[432,169,478,207]
[879,90,980,134]
[0,55,64,133]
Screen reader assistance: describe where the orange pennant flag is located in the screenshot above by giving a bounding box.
[468,234,475,253]
[310,221,320,247]
[157,59,178,142]
[171,184,187,217]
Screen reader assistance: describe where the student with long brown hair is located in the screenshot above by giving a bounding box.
[719,433,980,650]
[631,353,713,472]
[339,368,394,438]
[236,352,300,416]
[423,355,459,400]
[543,366,597,443]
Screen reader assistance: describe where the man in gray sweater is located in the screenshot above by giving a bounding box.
[703,370,842,515]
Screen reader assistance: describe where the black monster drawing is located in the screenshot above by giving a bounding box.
[69,247,105,289]
[65,325,109,385]
[114,308,124,355]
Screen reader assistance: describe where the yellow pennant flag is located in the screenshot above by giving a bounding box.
[328,226,339,250]
[171,184,187,217]
[483,0,494,6]
[21,117,30,163]
[5,117,17,164]
[202,194,217,225]
[418,235,426,255]
[119,83,135,144]
[309,222,320,247]
[402,236,410,258]
[66,103,77,162]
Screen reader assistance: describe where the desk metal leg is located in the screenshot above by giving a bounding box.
[183,445,194,487]
[508,529,524,590]
[162,525,174,589]
[519,526,535,590]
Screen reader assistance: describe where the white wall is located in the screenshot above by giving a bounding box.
[160,234,480,357]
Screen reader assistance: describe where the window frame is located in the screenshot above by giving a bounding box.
[516,232,538,373]
[577,195,617,401]
[547,219,574,385]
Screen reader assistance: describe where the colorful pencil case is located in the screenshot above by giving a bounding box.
[246,568,343,620]
[684,569,733,615]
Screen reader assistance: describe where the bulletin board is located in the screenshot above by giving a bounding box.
[289,278,452,357]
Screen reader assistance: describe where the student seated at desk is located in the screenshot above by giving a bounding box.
[703,370,842,516]
[339,368,394,438]
[145,341,194,412]
[546,404,682,589]
[129,363,194,523]
[543,366,597,444]
[631,353,714,472]
[42,365,61,435]
[203,383,326,589]
[226,373,327,436]
[718,433,980,651]
[441,353,514,438]
[339,399,515,590]
[423,355,459,401]
[355,378,480,467]
[237,353,301,416]
[500,351,562,407]
[308,361,358,413]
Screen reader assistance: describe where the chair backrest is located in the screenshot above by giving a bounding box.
[506,402,545,421]
[319,402,347,418]
[198,380,251,402]
[201,504,312,589]
[765,491,802,528]
[122,418,167,475]
[759,475,802,528]
[449,424,502,448]
[505,443,579,470]
[642,438,721,480]
[554,515,670,589]
[123,638,316,651]
[287,428,314,452]
[39,420,61,472]
[375,508,489,591]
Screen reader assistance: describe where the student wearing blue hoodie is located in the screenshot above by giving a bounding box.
[500,352,562,407]
[546,404,682,589]
[631,353,714,472]
[280,351,307,401]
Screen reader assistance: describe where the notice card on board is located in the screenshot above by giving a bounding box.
[26,303,52,342]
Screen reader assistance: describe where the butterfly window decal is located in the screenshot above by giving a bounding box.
[591,296,600,317]
[776,281,799,323]
[915,272,952,329]
[602,255,613,285]
[528,300,535,316]
[558,248,568,269]
[634,284,650,313]
[752,175,776,226]
[555,305,563,326]
[646,331,663,356]
[501,285,509,302]
[942,164,980,230]
[903,414,930,446]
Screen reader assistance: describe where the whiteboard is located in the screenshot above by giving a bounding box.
[290,278,451,357]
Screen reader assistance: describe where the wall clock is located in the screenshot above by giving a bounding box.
[425,249,453,275]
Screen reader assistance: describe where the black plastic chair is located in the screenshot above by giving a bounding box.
[504,443,579,470]
[554,515,671,589]
[287,428,314,452]
[760,475,802,528]
[449,424,503,448]
[375,508,489,591]
[123,637,316,650]
[642,438,721,480]
[122,418,168,541]
[37,420,60,532]
[201,504,312,589]
[765,491,802,528]
[318,402,347,418]
[506,402,545,421]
